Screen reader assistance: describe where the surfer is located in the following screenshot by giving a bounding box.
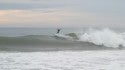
[56,28,61,34]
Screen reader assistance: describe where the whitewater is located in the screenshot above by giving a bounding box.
[0,50,125,70]
[0,28,125,70]
[79,28,125,48]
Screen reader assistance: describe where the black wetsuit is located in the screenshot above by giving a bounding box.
[57,29,61,34]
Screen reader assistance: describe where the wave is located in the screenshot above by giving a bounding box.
[78,28,125,48]
[0,28,124,50]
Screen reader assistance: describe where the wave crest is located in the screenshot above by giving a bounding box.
[79,28,125,48]
[0,28,124,49]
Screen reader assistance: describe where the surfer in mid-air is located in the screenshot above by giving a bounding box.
[56,28,61,34]
[54,28,62,39]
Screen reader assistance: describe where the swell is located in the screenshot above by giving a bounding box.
[0,35,78,45]
[0,28,125,51]
[0,35,122,52]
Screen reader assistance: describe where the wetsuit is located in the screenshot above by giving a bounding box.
[57,29,61,34]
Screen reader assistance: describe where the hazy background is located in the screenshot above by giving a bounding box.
[0,0,125,28]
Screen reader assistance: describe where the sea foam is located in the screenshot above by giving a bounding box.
[79,28,125,48]
[0,50,125,70]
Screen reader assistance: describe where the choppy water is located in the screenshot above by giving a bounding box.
[0,50,125,70]
[0,28,125,70]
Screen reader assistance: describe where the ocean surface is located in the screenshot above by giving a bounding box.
[0,27,125,70]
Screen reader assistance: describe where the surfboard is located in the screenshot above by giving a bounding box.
[54,34,72,40]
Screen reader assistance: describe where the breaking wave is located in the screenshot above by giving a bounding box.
[0,28,125,49]
[78,28,125,48]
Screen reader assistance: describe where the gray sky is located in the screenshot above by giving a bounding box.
[0,0,125,28]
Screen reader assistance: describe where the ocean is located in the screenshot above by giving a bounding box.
[0,27,125,70]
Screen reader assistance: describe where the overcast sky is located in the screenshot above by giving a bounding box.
[0,0,125,28]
